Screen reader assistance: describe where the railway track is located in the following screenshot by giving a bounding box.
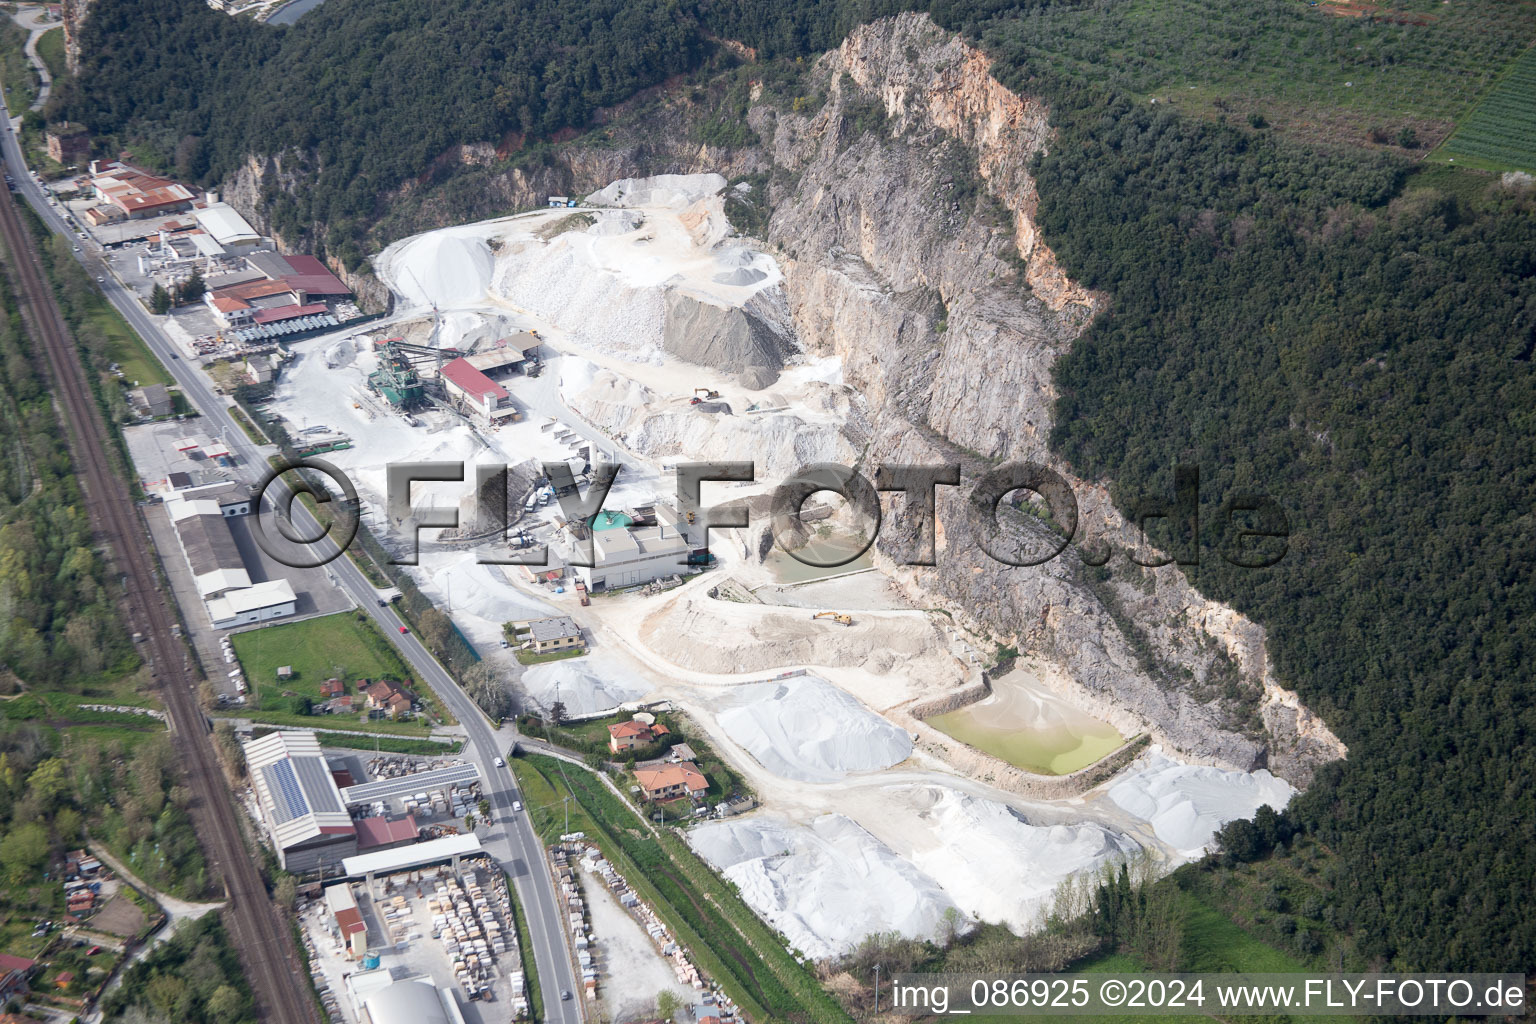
[0,174,320,1024]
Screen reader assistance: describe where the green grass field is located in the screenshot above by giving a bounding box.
[1438,45,1536,173]
[221,708,433,735]
[229,613,451,731]
[0,689,167,753]
[231,612,412,699]
[36,26,64,82]
[99,305,173,388]
[1056,891,1350,1024]
[513,646,584,666]
[0,19,37,112]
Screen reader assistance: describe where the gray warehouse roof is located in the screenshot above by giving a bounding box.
[338,762,481,805]
[176,511,243,577]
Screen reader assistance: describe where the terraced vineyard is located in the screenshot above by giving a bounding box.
[1442,46,1536,172]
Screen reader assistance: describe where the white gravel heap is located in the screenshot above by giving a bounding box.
[492,241,669,363]
[392,229,495,309]
[587,173,727,208]
[689,813,961,960]
[716,676,912,782]
[889,785,1139,933]
[521,649,653,717]
[1108,750,1295,857]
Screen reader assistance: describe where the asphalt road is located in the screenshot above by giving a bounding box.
[0,114,585,1023]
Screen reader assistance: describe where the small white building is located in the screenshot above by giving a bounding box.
[440,356,519,425]
[206,578,297,629]
[567,506,692,592]
[193,197,264,255]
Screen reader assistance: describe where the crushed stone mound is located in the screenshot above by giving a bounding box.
[1108,750,1295,855]
[586,173,727,209]
[323,339,357,368]
[885,784,1140,932]
[662,292,797,387]
[396,231,494,309]
[521,650,652,717]
[688,813,962,960]
[717,676,912,782]
[712,266,768,286]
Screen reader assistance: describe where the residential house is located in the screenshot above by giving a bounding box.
[608,720,669,754]
[0,955,36,1003]
[634,762,707,802]
[514,615,584,654]
[319,678,345,698]
[363,680,414,719]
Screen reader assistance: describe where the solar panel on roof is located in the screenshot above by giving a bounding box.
[339,763,481,805]
[262,760,310,822]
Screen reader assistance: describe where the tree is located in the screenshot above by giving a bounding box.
[656,990,680,1021]
[206,984,245,1021]
[419,608,453,653]
[0,823,48,877]
[549,700,568,725]
[26,758,70,811]
[463,662,512,720]
[177,268,205,304]
[150,284,171,315]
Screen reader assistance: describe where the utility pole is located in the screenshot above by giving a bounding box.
[873,964,882,1015]
[562,794,571,834]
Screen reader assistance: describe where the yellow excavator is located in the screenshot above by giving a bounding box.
[690,387,721,405]
[811,611,853,627]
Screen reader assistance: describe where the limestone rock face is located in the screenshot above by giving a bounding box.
[753,13,1343,783]
[61,0,93,73]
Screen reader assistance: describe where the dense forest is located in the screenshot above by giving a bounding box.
[0,245,131,684]
[1037,84,1536,972]
[100,914,255,1024]
[56,0,706,266]
[55,0,1536,978]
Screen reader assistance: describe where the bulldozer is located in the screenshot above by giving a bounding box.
[811,611,853,627]
[689,387,722,405]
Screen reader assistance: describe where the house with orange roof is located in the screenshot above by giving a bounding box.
[608,719,669,753]
[634,762,707,802]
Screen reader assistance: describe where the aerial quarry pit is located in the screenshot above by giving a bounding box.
[266,173,1299,962]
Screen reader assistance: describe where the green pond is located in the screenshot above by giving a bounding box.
[927,678,1126,775]
[765,536,874,583]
